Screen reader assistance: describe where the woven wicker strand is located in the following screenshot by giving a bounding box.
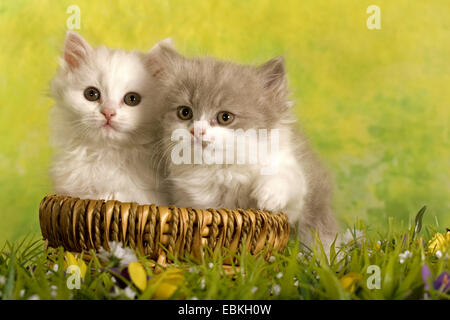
[39,194,290,266]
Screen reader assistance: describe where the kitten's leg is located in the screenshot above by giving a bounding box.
[250,153,308,214]
[250,175,292,212]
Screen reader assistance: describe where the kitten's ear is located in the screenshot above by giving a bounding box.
[149,38,174,53]
[146,38,182,78]
[63,31,92,70]
[257,56,288,97]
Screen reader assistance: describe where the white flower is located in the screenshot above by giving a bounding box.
[0,275,5,285]
[251,286,258,294]
[189,266,198,274]
[97,241,137,268]
[27,294,40,300]
[20,289,25,297]
[399,250,413,264]
[123,286,136,299]
[110,286,120,298]
[200,278,206,290]
[271,284,281,296]
[297,252,304,262]
[435,250,443,259]
[293,276,299,287]
[269,256,276,263]
[208,262,214,269]
[276,272,283,279]
[190,296,199,300]
[50,285,57,298]
[52,264,59,272]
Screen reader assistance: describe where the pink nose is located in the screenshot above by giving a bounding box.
[190,128,206,138]
[101,109,116,121]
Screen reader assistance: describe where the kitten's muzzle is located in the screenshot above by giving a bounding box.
[101,108,116,120]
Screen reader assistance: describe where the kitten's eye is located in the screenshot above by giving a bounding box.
[124,92,141,106]
[217,111,234,125]
[177,106,193,120]
[84,87,100,102]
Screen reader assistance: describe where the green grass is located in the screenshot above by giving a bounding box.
[0,0,449,242]
[1,210,448,300]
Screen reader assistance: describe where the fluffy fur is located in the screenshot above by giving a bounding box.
[148,44,338,249]
[49,31,168,205]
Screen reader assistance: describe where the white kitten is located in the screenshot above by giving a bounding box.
[147,45,338,250]
[49,31,168,205]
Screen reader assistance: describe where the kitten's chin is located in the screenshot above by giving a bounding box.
[102,122,117,131]
[91,125,134,145]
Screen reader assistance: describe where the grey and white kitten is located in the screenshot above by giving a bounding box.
[147,43,337,249]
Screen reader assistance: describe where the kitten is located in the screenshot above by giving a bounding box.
[147,44,338,250]
[49,31,168,205]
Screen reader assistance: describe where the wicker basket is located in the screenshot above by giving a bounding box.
[39,194,290,267]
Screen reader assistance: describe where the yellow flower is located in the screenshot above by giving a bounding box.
[149,268,185,300]
[427,231,450,254]
[339,273,362,293]
[64,251,87,278]
[128,261,147,291]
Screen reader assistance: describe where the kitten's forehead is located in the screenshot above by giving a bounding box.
[160,55,290,129]
[172,58,260,112]
[82,47,149,100]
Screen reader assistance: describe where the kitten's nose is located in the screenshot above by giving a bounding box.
[101,108,116,121]
[190,127,206,138]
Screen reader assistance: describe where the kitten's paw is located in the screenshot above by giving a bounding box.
[251,179,289,212]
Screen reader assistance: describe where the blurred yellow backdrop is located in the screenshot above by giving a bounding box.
[0,0,448,242]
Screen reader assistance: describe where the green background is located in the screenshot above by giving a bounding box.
[0,0,448,243]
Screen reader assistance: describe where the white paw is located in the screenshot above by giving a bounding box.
[251,179,289,212]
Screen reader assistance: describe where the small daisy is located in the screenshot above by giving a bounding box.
[0,275,5,285]
[123,286,136,299]
[208,262,214,269]
[271,284,281,296]
[98,241,138,268]
[276,272,283,279]
[110,286,120,298]
[251,286,258,294]
[200,278,206,290]
[27,294,40,300]
[269,256,276,263]
[435,250,443,259]
[189,266,198,274]
[399,250,413,264]
[50,285,58,298]
[190,296,199,300]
